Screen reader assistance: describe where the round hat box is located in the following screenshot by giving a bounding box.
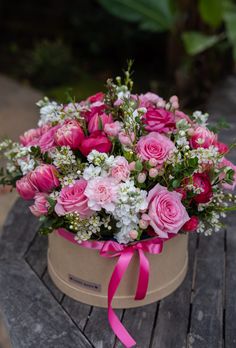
[48,231,188,308]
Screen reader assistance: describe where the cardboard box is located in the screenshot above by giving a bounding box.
[48,231,188,308]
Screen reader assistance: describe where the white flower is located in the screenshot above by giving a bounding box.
[17,157,36,175]
[37,98,63,126]
[83,165,102,180]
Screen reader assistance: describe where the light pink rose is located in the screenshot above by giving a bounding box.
[29,193,49,217]
[137,92,165,108]
[16,174,38,200]
[104,121,121,136]
[30,164,60,192]
[190,126,217,149]
[38,125,60,153]
[146,184,189,238]
[84,177,118,212]
[137,132,175,165]
[219,158,236,190]
[55,179,92,217]
[143,107,175,133]
[79,131,112,157]
[118,131,135,146]
[54,120,84,150]
[88,113,113,133]
[20,127,43,146]
[110,156,130,182]
[175,110,194,126]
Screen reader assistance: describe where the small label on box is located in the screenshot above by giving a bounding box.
[68,274,101,292]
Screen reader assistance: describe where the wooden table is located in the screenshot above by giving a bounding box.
[0,198,235,348]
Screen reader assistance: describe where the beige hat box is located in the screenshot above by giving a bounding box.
[48,231,188,309]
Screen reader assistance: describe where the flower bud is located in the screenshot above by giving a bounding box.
[149,168,158,178]
[129,230,138,240]
[137,172,146,184]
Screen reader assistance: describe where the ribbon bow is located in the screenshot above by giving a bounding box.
[57,229,174,347]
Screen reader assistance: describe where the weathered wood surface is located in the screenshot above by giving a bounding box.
[1,76,236,347]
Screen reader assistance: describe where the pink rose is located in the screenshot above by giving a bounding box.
[118,131,135,146]
[192,173,213,203]
[182,216,199,232]
[83,103,107,122]
[104,121,121,136]
[146,183,189,238]
[110,156,130,182]
[16,174,37,200]
[143,107,175,133]
[190,126,216,149]
[88,113,113,133]
[175,110,194,126]
[87,92,104,103]
[138,93,164,108]
[55,179,92,217]
[38,125,60,153]
[214,141,229,154]
[219,158,236,190]
[29,193,49,217]
[20,127,43,146]
[84,177,118,212]
[79,131,112,157]
[54,120,84,150]
[137,132,175,165]
[30,164,60,192]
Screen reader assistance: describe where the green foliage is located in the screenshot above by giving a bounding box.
[182,32,223,55]
[38,215,65,236]
[26,40,77,88]
[198,0,223,27]
[98,0,175,32]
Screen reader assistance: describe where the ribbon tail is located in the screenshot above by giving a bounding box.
[107,250,136,348]
[135,249,150,300]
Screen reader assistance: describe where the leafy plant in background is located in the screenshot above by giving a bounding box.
[98,0,236,61]
[25,40,78,88]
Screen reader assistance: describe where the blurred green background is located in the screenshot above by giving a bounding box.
[0,0,236,107]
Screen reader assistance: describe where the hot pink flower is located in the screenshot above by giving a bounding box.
[192,173,213,203]
[182,216,199,232]
[16,174,38,200]
[88,113,113,133]
[38,125,60,153]
[219,158,236,190]
[143,107,175,133]
[29,193,49,217]
[84,177,118,212]
[104,121,121,136]
[79,131,112,157]
[214,141,229,154]
[118,132,135,146]
[137,132,175,165]
[138,92,164,108]
[20,127,43,146]
[87,92,104,103]
[83,103,107,122]
[55,179,92,217]
[110,156,130,182]
[190,126,217,149]
[30,164,60,192]
[175,110,194,126]
[146,183,189,238]
[54,120,84,150]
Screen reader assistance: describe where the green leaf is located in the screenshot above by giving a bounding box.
[198,0,223,27]
[98,0,175,32]
[172,179,181,188]
[182,31,222,55]
[135,160,143,171]
[223,1,236,61]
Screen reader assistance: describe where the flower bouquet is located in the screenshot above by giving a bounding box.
[1,65,236,347]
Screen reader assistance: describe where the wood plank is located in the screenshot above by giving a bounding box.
[151,234,198,348]
[84,307,123,348]
[0,199,40,259]
[62,296,92,331]
[0,259,92,348]
[25,234,48,277]
[225,212,236,347]
[115,303,158,348]
[188,232,225,348]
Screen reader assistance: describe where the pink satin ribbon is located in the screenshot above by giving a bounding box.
[57,228,175,347]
